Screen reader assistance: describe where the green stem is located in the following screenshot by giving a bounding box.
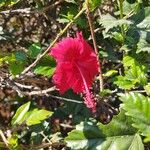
[118,0,125,42]
[119,0,124,19]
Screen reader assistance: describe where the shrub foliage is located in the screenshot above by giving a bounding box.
[0,0,150,149]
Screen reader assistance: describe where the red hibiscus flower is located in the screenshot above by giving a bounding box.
[50,32,99,112]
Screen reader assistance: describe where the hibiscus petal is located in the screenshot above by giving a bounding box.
[50,32,100,112]
[50,38,82,62]
[53,62,83,94]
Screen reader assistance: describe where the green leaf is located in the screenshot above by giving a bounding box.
[99,14,133,33]
[123,56,135,67]
[114,56,148,89]
[0,54,16,65]
[8,134,21,150]
[112,32,124,43]
[137,37,150,53]
[58,4,78,23]
[89,0,102,11]
[123,56,148,86]
[114,76,134,89]
[65,121,143,150]
[123,0,139,15]
[144,136,150,143]
[144,84,150,96]
[28,43,42,58]
[130,7,150,25]
[124,29,139,52]
[98,134,144,150]
[26,109,53,126]
[11,102,53,126]
[65,121,105,150]
[128,7,150,53]
[11,102,31,125]
[75,16,87,29]
[15,51,27,62]
[99,89,111,97]
[57,18,70,23]
[103,70,118,77]
[65,0,76,3]
[99,110,137,137]
[9,61,25,76]
[34,55,56,77]
[9,0,20,5]
[0,0,20,6]
[120,92,150,137]
[135,7,150,30]
[0,0,5,7]
[34,66,55,77]
[0,52,26,76]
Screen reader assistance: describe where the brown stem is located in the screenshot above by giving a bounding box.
[86,1,104,92]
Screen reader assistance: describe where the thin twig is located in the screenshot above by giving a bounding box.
[14,82,33,89]
[19,7,86,77]
[0,8,31,14]
[3,79,82,103]
[86,0,104,92]
[6,80,25,97]
[42,0,64,12]
[2,79,83,103]
[0,130,11,150]
[40,132,51,143]
[60,123,75,129]
[25,86,56,96]
[2,78,55,96]
[49,94,83,104]
[123,10,135,19]
[130,90,146,93]
[0,0,64,14]
[18,77,50,86]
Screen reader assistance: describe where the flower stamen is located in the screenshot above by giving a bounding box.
[75,62,96,113]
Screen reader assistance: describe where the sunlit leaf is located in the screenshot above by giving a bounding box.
[65,0,76,3]
[114,56,148,89]
[103,70,118,77]
[144,84,150,96]
[120,92,150,137]
[0,0,21,6]
[11,102,31,125]
[26,109,53,126]
[34,66,55,77]
[99,14,133,33]
[65,121,105,150]
[8,134,21,150]
[114,76,134,89]
[65,121,143,150]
